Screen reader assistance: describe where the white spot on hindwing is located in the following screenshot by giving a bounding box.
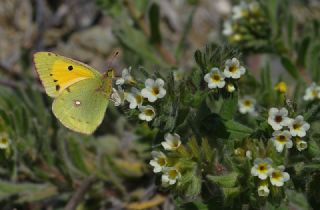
[74,100,81,107]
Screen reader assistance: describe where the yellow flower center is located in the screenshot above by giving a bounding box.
[293,123,301,130]
[244,100,252,107]
[144,109,154,116]
[211,73,221,82]
[0,138,7,144]
[257,164,268,173]
[312,90,318,97]
[168,169,178,179]
[135,95,143,104]
[275,115,283,123]
[229,65,238,73]
[157,157,166,166]
[170,140,179,148]
[271,171,282,180]
[152,87,160,96]
[276,135,287,143]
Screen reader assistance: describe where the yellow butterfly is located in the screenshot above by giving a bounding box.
[33,52,115,134]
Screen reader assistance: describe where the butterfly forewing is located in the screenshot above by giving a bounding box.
[52,78,109,134]
[33,52,101,97]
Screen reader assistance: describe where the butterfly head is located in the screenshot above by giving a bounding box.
[104,68,115,79]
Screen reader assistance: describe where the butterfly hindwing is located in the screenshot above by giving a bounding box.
[52,78,109,134]
[33,52,101,97]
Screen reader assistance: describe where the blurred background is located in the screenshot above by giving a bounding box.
[0,0,320,209]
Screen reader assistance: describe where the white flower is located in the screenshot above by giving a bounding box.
[126,88,144,109]
[138,105,156,122]
[267,107,291,130]
[161,167,181,186]
[303,83,320,101]
[0,133,10,149]
[149,151,167,173]
[110,88,124,106]
[161,133,181,151]
[204,68,226,89]
[226,83,236,92]
[288,115,310,137]
[251,158,273,180]
[224,58,246,79]
[232,2,249,20]
[238,96,256,114]
[115,67,135,86]
[269,166,290,187]
[271,130,293,153]
[141,78,166,102]
[258,184,270,197]
[222,21,233,36]
[294,137,308,151]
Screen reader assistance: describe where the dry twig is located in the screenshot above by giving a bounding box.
[64,175,97,210]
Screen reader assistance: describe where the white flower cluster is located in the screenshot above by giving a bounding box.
[149,133,182,186]
[251,158,290,197]
[303,83,320,101]
[116,67,167,122]
[222,1,261,41]
[268,107,310,152]
[204,58,245,91]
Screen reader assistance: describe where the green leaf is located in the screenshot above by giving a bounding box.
[175,8,195,60]
[303,103,320,122]
[308,138,320,157]
[0,180,57,202]
[307,41,320,82]
[224,120,253,139]
[280,57,299,80]
[96,0,122,17]
[286,190,310,209]
[180,201,208,210]
[206,172,238,188]
[66,137,89,175]
[187,137,201,160]
[176,161,201,197]
[148,3,161,44]
[201,138,214,163]
[219,94,238,120]
[194,49,206,72]
[185,174,202,197]
[222,187,240,203]
[297,36,311,67]
[266,0,280,37]
[114,21,165,66]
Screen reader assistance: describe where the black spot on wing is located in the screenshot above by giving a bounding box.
[68,65,73,71]
[56,85,60,91]
[54,80,58,82]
